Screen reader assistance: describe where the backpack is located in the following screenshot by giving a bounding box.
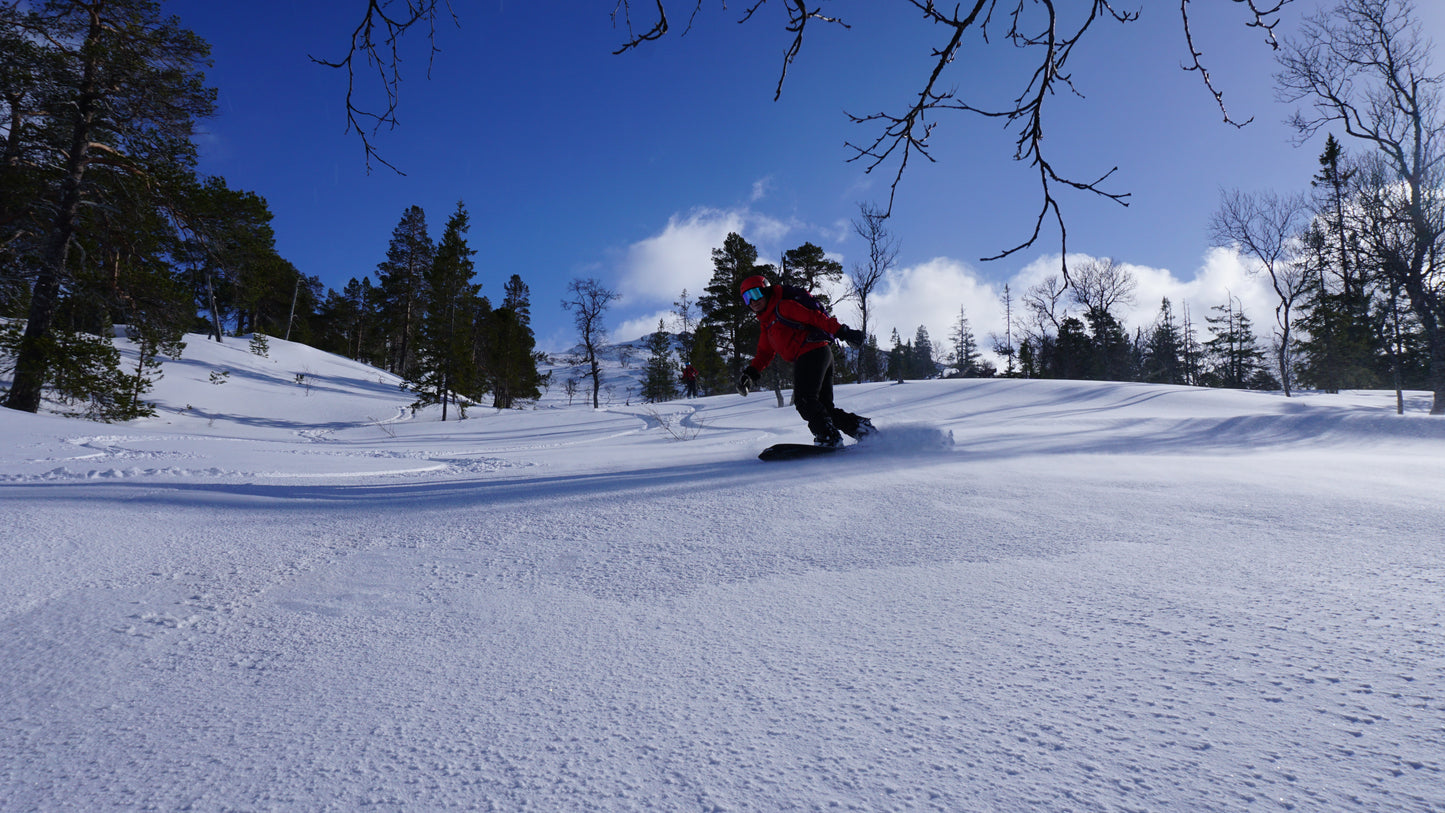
[772,284,833,343]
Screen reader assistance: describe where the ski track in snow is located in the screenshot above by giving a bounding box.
[3,334,1444,811]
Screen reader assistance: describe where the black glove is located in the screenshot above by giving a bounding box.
[736,366,761,396]
[835,324,866,347]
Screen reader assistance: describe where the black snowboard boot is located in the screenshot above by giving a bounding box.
[811,419,844,448]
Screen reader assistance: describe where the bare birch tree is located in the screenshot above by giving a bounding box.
[562,277,618,409]
[1210,189,1312,396]
[846,202,897,382]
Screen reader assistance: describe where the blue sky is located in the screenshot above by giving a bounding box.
[169,0,1445,356]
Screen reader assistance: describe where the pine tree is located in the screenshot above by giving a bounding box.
[501,273,531,324]
[698,233,765,378]
[3,0,214,413]
[672,289,697,361]
[781,242,843,306]
[82,172,191,418]
[317,276,379,363]
[170,178,271,342]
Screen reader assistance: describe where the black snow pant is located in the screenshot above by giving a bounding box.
[792,345,867,441]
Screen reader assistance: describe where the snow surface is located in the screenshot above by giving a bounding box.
[3,334,1444,811]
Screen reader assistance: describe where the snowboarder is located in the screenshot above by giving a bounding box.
[736,274,875,447]
[681,363,699,398]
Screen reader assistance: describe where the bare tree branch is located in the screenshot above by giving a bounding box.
[611,0,671,53]
[737,0,852,101]
[316,0,1294,262]
[839,0,1147,274]
[310,0,457,173]
[1180,0,1290,129]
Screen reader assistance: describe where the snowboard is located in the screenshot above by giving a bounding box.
[757,442,847,462]
[757,425,954,461]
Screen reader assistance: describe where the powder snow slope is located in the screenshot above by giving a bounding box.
[2,334,1443,811]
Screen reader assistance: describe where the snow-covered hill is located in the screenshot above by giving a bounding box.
[2,333,1443,811]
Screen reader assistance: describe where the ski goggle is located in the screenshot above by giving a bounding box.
[741,286,767,305]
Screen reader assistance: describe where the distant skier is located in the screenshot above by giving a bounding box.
[681,363,699,398]
[736,273,875,447]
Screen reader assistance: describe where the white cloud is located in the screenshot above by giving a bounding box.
[1173,247,1282,334]
[613,208,744,307]
[613,207,794,310]
[860,256,1002,355]
[615,309,677,345]
[1001,250,1280,336]
[832,249,1289,368]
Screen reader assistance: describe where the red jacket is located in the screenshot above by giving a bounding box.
[748,286,840,370]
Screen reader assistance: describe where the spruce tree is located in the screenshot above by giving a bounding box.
[1052,317,1091,380]
[482,275,545,409]
[1295,224,1379,392]
[1086,306,1133,381]
[951,307,983,377]
[1017,339,1038,379]
[886,329,908,382]
[911,325,936,379]
[1293,139,1378,393]
[858,332,884,383]
[1142,298,1186,385]
[408,202,478,420]
[687,323,729,396]
[641,321,678,403]
[1311,135,1361,294]
[376,205,434,377]
[1202,297,1274,389]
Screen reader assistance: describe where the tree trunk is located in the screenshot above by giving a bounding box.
[1396,230,1444,415]
[3,10,102,413]
[285,276,299,341]
[1430,343,1445,416]
[205,270,223,341]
